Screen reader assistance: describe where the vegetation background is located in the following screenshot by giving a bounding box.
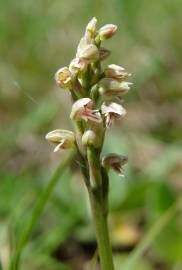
[0,0,182,269]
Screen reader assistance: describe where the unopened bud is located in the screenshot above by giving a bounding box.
[105,64,131,80]
[90,84,99,102]
[82,130,98,147]
[55,67,72,89]
[98,24,117,41]
[45,129,75,152]
[82,120,104,149]
[102,153,128,176]
[99,78,132,97]
[85,17,97,37]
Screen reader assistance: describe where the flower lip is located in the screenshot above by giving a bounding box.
[70,98,102,123]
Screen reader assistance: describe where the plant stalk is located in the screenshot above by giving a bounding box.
[89,190,115,270]
[87,146,115,270]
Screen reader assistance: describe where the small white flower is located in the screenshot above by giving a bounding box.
[70,98,102,123]
[101,102,126,128]
[102,153,128,176]
[45,129,75,152]
[55,67,72,89]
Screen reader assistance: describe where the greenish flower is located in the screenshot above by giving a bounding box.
[102,153,128,176]
[45,129,75,152]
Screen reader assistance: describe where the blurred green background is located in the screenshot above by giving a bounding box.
[0,0,182,269]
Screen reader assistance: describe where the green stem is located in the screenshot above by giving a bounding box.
[89,191,115,270]
[9,150,75,270]
[87,146,115,270]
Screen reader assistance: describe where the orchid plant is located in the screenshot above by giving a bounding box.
[46,17,132,270]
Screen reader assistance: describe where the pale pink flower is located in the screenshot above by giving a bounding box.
[70,98,101,123]
[101,102,126,128]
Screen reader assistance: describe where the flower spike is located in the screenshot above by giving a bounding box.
[46,18,133,269]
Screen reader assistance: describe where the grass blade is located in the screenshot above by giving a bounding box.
[9,150,75,270]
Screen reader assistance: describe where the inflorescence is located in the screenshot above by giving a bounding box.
[46,17,132,177]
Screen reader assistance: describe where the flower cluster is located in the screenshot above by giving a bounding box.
[46,17,131,176]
